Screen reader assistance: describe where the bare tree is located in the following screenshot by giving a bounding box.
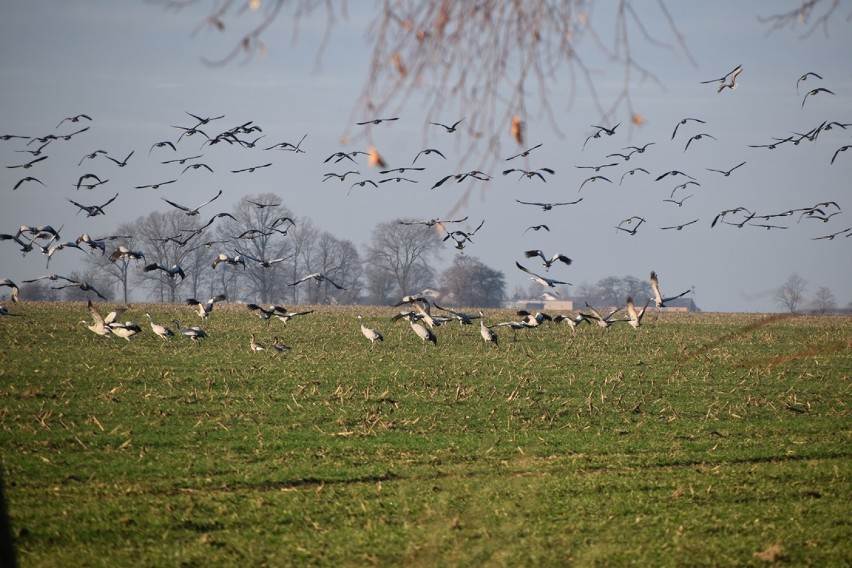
[774,273,808,313]
[810,286,837,314]
[83,222,142,304]
[132,210,201,303]
[366,220,442,300]
[17,281,60,302]
[217,194,296,303]
[439,255,506,308]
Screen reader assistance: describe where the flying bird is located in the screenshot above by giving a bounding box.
[6,155,48,169]
[801,87,834,108]
[143,263,186,281]
[67,193,118,217]
[181,162,213,174]
[56,114,92,128]
[831,145,850,165]
[106,151,134,167]
[660,219,699,231]
[671,118,706,140]
[430,118,463,133]
[701,64,742,90]
[412,148,446,163]
[289,272,346,289]
[502,167,555,182]
[356,117,399,125]
[13,176,45,190]
[579,175,612,191]
[149,140,177,154]
[650,270,690,308]
[796,72,822,94]
[684,133,717,152]
[524,250,572,270]
[516,261,571,291]
[515,199,582,211]
[134,179,177,189]
[161,189,222,216]
[523,224,550,234]
[231,163,272,174]
[706,161,746,176]
[505,143,543,161]
[620,168,650,185]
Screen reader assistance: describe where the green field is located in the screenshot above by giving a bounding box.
[1,303,850,567]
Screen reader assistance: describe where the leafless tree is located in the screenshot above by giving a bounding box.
[774,273,808,313]
[297,231,362,304]
[132,210,199,303]
[216,194,295,303]
[366,219,442,299]
[810,286,837,314]
[82,222,141,304]
[758,0,850,38]
[439,255,506,308]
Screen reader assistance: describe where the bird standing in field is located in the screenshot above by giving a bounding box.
[358,316,383,348]
[250,334,265,352]
[145,314,175,339]
[479,312,498,348]
[401,313,437,349]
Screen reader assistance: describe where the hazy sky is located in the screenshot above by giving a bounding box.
[1,1,850,312]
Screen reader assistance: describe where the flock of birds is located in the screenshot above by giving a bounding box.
[29,266,685,351]
[1,65,849,323]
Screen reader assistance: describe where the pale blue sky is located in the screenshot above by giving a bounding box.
[1,1,850,311]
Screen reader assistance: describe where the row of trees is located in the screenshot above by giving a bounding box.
[17,194,508,308]
[774,273,841,314]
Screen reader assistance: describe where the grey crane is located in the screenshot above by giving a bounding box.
[172,320,207,341]
[358,316,384,349]
[479,312,499,348]
[145,313,175,339]
[523,250,572,271]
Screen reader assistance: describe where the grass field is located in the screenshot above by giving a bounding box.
[0,302,850,567]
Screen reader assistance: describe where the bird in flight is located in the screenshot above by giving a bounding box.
[671,117,706,140]
[706,161,746,176]
[660,219,699,231]
[181,162,214,174]
[505,143,543,161]
[523,250,572,271]
[231,163,272,174]
[105,151,134,167]
[650,270,690,308]
[6,155,47,170]
[412,148,446,164]
[134,179,176,190]
[831,145,850,165]
[356,117,399,126]
[701,64,742,92]
[430,118,463,133]
[515,261,571,292]
[502,167,555,182]
[684,133,716,152]
[796,71,822,94]
[579,175,612,191]
[515,199,582,211]
[68,194,118,217]
[523,224,550,234]
[620,168,650,185]
[13,176,45,190]
[56,114,92,128]
[161,189,222,216]
[801,87,834,108]
[290,272,346,290]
